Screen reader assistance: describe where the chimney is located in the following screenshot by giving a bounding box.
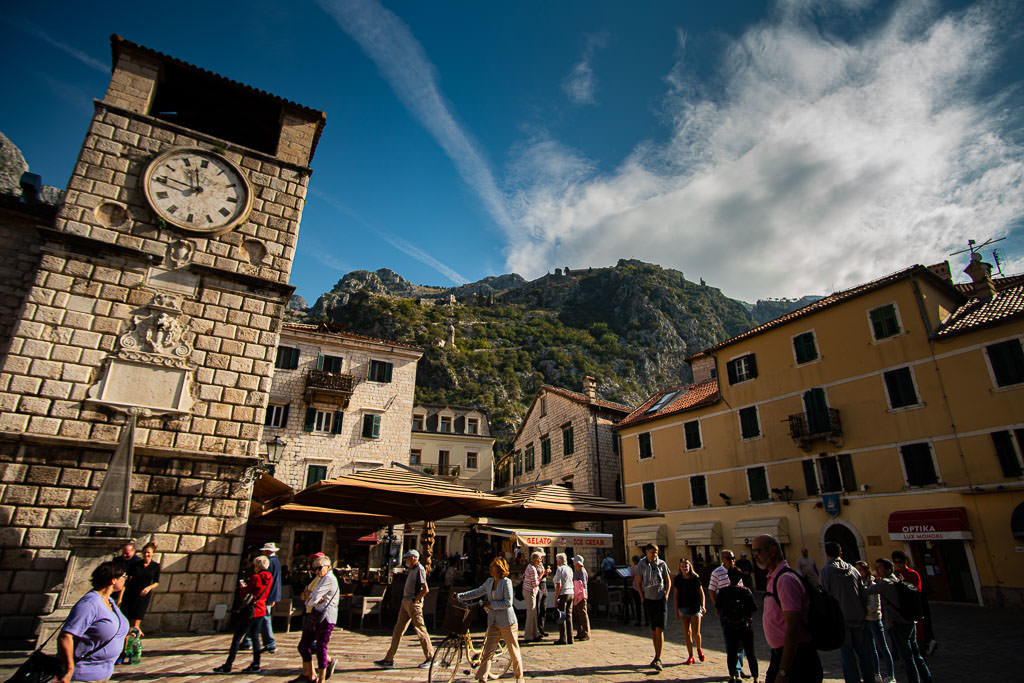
[963,252,996,300]
[583,376,597,402]
[925,261,953,284]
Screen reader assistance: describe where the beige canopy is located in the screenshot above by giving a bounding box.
[486,483,664,523]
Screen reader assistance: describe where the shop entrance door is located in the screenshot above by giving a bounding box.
[824,523,861,562]
[909,540,977,603]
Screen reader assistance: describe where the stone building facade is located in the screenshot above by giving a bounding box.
[407,404,496,559]
[503,377,632,562]
[0,36,325,637]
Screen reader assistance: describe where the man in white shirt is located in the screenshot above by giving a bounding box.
[553,553,574,645]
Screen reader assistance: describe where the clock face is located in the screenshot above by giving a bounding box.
[142,148,253,234]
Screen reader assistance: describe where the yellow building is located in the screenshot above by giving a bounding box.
[616,259,1024,607]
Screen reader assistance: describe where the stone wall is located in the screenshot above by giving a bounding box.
[0,212,42,355]
[0,440,249,635]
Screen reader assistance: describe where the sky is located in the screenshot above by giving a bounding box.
[2,0,1022,304]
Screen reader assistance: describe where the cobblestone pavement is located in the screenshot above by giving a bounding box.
[1,601,1019,682]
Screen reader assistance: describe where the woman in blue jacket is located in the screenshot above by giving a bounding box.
[456,557,525,683]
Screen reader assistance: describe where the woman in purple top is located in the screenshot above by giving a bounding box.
[58,560,131,683]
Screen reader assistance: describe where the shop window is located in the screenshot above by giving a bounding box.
[869,303,901,340]
[275,346,300,369]
[884,367,920,408]
[639,432,653,459]
[642,482,658,510]
[726,354,758,385]
[305,464,328,488]
[690,475,707,507]
[739,406,761,439]
[684,420,701,450]
[991,430,1024,478]
[901,443,938,486]
[793,331,818,364]
[368,359,393,383]
[986,339,1024,387]
[747,466,769,501]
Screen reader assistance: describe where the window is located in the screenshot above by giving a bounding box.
[562,424,574,456]
[412,414,424,431]
[368,359,393,383]
[803,388,830,434]
[439,416,452,432]
[884,367,919,408]
[690,475,707,507]
[304,408,343,434]
[409,448,422,466]
[793,331,818,364]
[275,346,300,369]
[642,482,658,510]
[466,451,478,469]
[739,406,761,439]
[646,390,679,414]
[747,466,769,501]
[684,420,701,450]
[466,417,479,435]
[991,430,1024,478]
[265,403,289,428]
[986,339,1024,387]
[317,354,343,374]
[869,304,901,340]
[361,413,381,439]
[540,437,551,466]
[540,397,547,416]
[513,453,523,476]
[438,450,451,475]
[726,354,758,385]
[524,445,535,472]
[305,464,328,488]
[638,432,653,459]
[805,453,857,494]
[901,443,938,486]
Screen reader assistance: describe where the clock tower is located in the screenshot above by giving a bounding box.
[0,36,325,637]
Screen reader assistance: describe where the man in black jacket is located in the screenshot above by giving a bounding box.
[716,568,758,683]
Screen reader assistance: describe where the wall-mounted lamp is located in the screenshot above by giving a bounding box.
[771,485,798,509]
[242,435,287,483]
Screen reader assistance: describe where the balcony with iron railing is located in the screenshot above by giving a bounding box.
[410,463,462,479]
[788,408,843,450]
[305,369,355,407]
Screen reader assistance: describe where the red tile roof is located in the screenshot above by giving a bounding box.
[954,274,1024,295]
[935,284,1024,338]
[282,322,423,352]
[687,265,956,361]
[614,380,720,429]
[541,385,633,414]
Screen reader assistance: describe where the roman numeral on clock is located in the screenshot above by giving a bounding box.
[219,207,231,217]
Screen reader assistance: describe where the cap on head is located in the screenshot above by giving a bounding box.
[404,549,420,560]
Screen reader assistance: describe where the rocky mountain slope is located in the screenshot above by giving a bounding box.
[298,260,810,448]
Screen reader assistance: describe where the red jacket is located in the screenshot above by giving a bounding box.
[244,570,273,618]
[897,566,922,591]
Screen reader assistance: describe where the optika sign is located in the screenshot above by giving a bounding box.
[901,524,937,533]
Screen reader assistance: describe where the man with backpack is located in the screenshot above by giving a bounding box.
[752,534,823,683]
[819,542,874,683]
[634,543,672,672]
[716,568,758,683]
[865,558,932,683]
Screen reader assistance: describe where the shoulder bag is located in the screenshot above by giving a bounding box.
[6,604,123,683]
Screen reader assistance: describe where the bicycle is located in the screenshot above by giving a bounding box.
[429,598,513,683]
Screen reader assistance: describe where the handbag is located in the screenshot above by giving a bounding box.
[572,579,587,605]
[6,605,122,683]
[302,579,338,631]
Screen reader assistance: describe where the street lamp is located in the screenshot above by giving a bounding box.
[241,436,287,483]
[265,435,286,468]
[772,485,797,507]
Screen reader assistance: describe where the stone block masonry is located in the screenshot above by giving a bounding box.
[0,442,248,635]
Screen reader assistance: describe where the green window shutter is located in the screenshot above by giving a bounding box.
[316,354,324,371]
[747,467,769,501]
[690,476,707,507]
[871,305,900,339]
[331,411,344,435]
[303,407,316,432]
[639,433,652,459]
[838,453,857,492]
[684,421,701,449]
[384,362,393,383]
[281,404,290,428]
[901,443,938,486]
[642,482,657,510]
[739,407,760,439]
[803,388,829,433]
[747,354,758,379]
[987,340,1024,387]
[991,431,1023,478]
[884,368,918,408]
[726,359,739,385]
[289,347,300,369]
[802,459,819,495]
[264,407,274,426]
[794,332,818,364]
[372,414,381,438]
[305,465,328,488]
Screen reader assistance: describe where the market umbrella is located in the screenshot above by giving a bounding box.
[483,483,664,523]
[293,466,512,572]
[253,502,399,527]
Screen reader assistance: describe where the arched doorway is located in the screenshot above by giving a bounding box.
[823,522,861,562]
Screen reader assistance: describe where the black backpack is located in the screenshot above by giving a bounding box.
[886,579,924,623]
[768,567,846,651]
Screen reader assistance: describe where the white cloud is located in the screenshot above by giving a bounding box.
[562,33,610,105]
[7,17,108,73]
[309,187,468,285]
[316,0,514,235]
[506,1,1024,300]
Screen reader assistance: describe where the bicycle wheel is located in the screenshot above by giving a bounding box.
[490,638,513,678]
[429,635,462,683]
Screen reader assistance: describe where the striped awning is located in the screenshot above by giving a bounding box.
[733,517,790,544]
[254,503,397,526]
[676,521,722,547]
[627,524,668,547]
[293,466,510,522]
[479,524,613,548]
[487,483,664,522]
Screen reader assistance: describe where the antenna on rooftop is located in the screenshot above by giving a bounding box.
[950,236,1005,258]
[992,250,1005,277]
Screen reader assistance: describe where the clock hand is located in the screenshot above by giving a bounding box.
[155,175,191,190]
